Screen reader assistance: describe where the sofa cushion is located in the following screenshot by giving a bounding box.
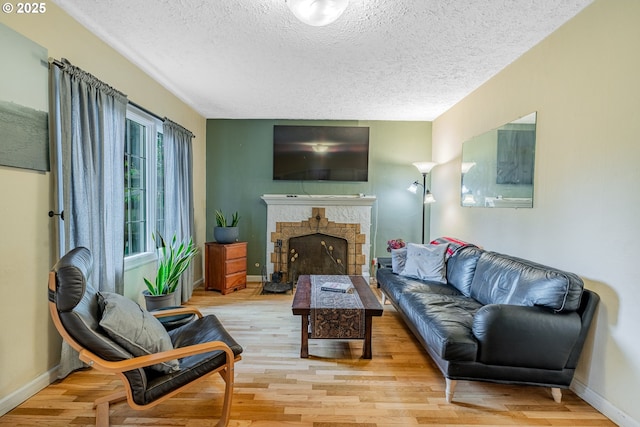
[390,247,407,274]
[376,268,407,303]
[446,246,482,296]
[469,252,584,312]
[97,292,179,373]
[398,292,482,361]
[401,243,448,283]
[377,267,461,304]
[129,313,244,406]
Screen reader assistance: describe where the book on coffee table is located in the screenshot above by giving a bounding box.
[320,282,353,293]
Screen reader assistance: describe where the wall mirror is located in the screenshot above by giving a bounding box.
[461,112,536,208]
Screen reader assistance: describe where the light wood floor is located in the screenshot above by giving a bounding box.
[1,282,614,427]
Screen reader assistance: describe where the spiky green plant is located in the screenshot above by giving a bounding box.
[215,210,240,227]
[144,233,198,295]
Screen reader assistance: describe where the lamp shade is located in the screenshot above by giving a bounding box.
[423,191,436,204]
[412,161,437,174]
[286,0,349,26]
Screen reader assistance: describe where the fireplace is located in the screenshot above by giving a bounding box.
[261,194,376,284]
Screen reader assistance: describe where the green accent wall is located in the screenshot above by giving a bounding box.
[206,119,433,275]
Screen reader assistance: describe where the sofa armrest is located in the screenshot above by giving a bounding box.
[472,304,582,370]
[377,257,393,269]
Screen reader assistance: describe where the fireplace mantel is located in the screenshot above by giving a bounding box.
[261,194,376,206]
[261,194,376,281]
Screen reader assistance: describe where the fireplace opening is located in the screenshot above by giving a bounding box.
[288,233,348,284]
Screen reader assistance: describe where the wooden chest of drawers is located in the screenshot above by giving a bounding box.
[204,242,247,294]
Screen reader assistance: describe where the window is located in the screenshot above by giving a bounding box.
[124,106,163,267]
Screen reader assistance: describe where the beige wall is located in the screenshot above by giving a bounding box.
[431,1,640,425]
[0,3,206,409]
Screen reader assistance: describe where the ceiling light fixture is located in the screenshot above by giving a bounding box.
[286,0,349,26]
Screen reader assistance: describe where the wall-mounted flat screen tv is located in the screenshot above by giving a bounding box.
[273,125,369,182]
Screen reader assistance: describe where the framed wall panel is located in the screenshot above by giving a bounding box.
[0,23,49,172]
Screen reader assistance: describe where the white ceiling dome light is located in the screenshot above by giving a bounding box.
[286,0,349,26]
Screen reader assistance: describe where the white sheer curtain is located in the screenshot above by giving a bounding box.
[49,58,127,377]
[162,118,195,303]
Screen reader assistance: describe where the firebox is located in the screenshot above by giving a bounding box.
[288,233,348,284]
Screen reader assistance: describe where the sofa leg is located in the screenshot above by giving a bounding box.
[381,293,386,304]
[445,378,457,403]
[551,387,562,403]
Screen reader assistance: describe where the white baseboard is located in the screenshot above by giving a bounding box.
[247,274,261,283]
[572,379,638,427]
[0,366,58,417]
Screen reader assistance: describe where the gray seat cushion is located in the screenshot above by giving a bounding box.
[377,268,459,304]
[398,292,482,361]
[134,314,243,405]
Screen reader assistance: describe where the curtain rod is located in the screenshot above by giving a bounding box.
[131,102,195,137]
[49,58,65,68]
[129,100,163,122]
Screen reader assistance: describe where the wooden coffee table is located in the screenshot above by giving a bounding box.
[291,275,383,359]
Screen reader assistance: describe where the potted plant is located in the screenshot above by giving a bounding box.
[143,233,198,310]
[213,210,240,244]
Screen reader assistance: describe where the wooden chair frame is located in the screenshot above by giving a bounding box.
[48,272,241,427]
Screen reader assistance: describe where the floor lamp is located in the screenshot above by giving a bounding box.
[407,162,437,244]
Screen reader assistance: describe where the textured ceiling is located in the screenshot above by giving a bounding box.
[51,0,592,120]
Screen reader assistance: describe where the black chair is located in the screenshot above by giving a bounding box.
[48,247,242,427]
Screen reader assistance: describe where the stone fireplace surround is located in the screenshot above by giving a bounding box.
[261,194,376,283]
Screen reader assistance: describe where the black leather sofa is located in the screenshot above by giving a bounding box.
[376,243,599,403]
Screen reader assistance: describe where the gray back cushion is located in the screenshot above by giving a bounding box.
[53,247,135,362]
[98,291,179,373]
[446,246,482,296]
[469,251,584,312]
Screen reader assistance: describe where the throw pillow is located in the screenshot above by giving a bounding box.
[97,291,179,374]
[401,242,449,283]
[391,247,407,274]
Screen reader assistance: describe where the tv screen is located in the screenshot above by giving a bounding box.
[273,125,369,182]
